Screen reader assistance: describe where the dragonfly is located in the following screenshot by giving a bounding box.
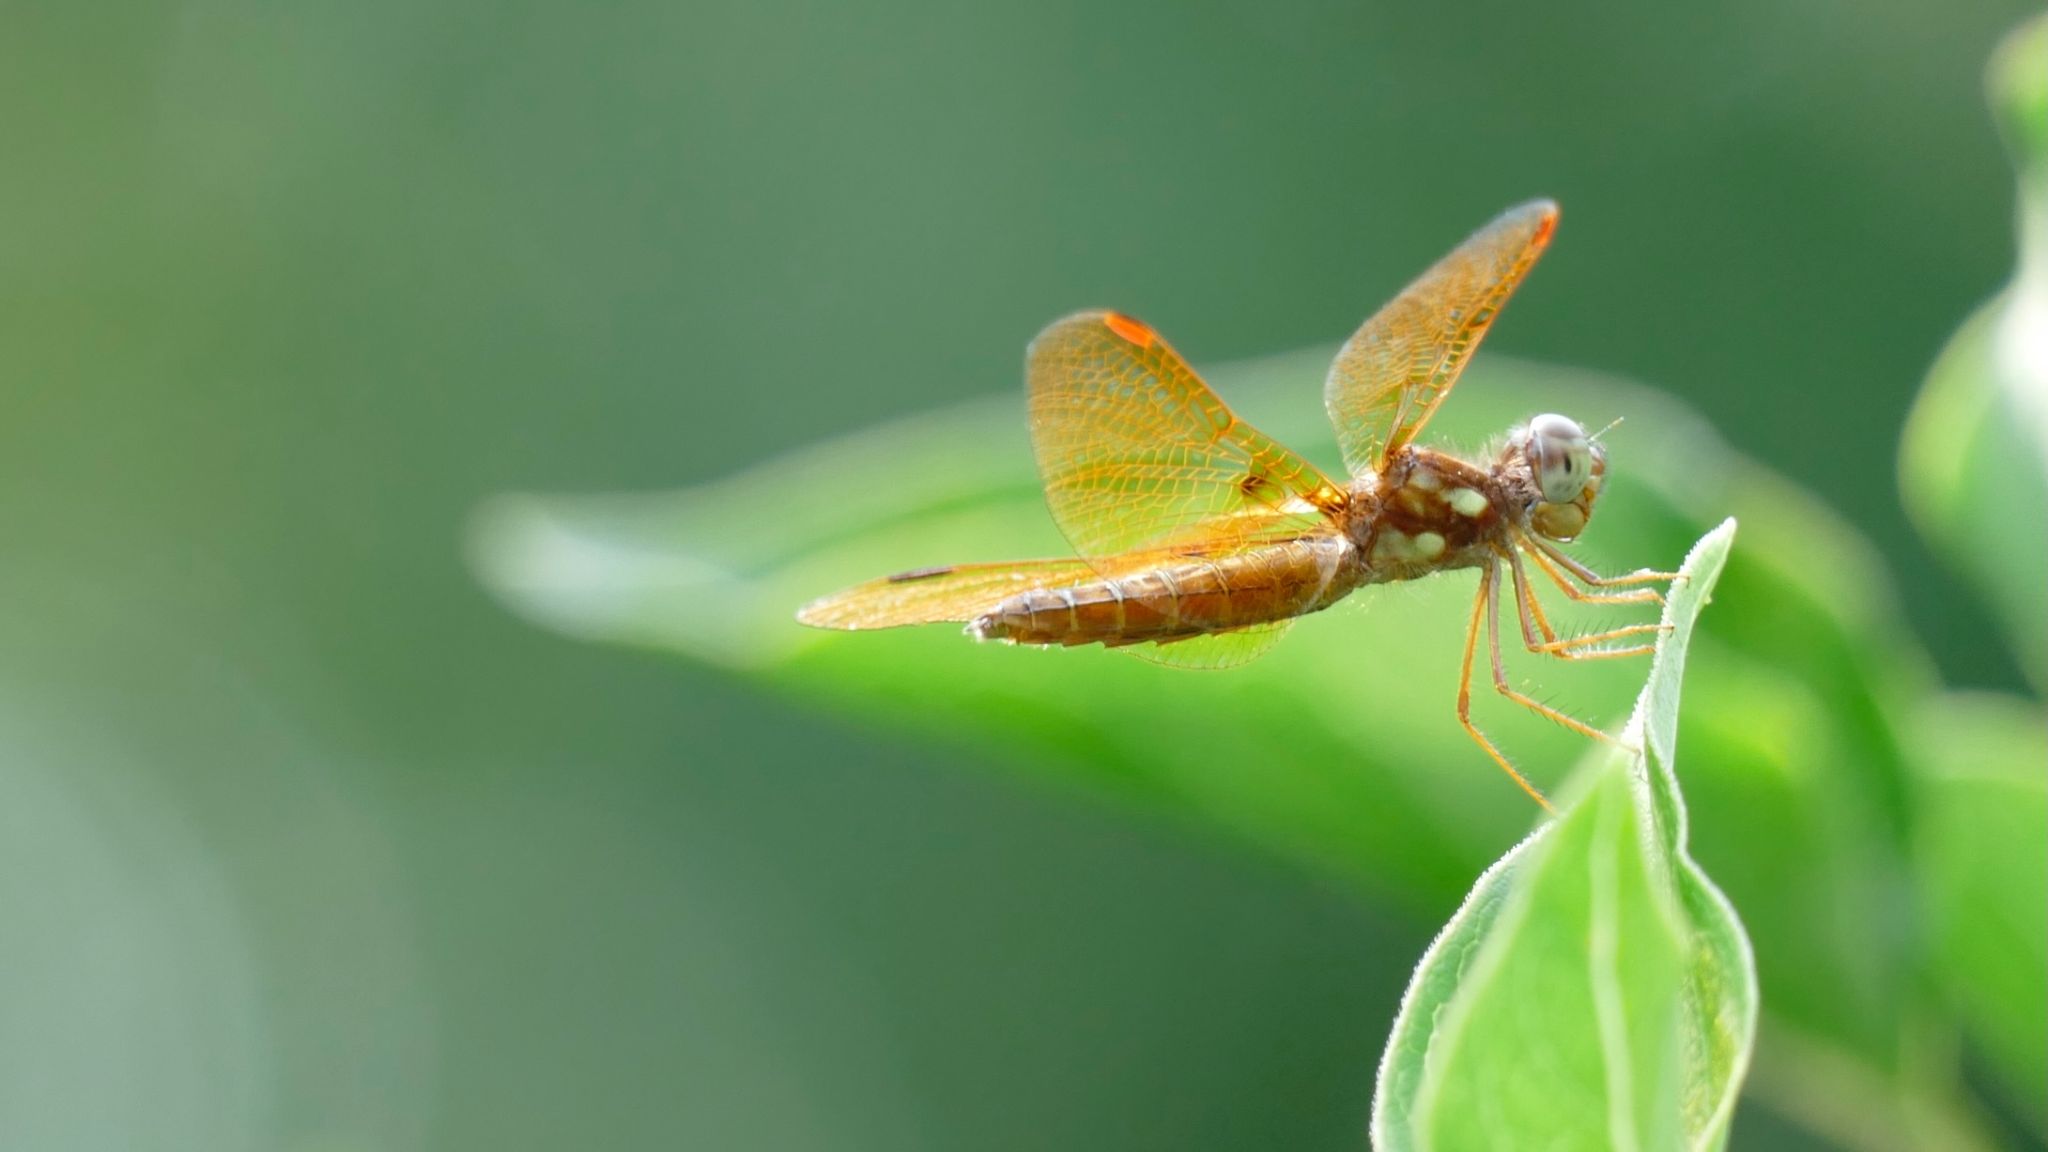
[797,201,1676,810]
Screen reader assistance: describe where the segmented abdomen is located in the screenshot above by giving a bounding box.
[971,537,1355,647]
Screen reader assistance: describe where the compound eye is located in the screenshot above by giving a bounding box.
[1528,413,1591,504]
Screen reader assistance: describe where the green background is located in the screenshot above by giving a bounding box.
[0,1,2034,1149]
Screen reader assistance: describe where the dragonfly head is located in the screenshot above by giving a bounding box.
[1512,412,1607,541]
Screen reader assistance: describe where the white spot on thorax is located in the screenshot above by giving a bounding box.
[1448,487,1489,517]
[1370,529,1412,565]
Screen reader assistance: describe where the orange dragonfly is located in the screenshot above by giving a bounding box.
[798,201,1675,809]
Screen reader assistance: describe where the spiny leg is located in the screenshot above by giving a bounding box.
[1539,538,1680,585]
[1533,537,1679,595]
[1505,545,1559,647]
[1506,547,1664,660]
[1523,541,1663,607]
[1458,564,1555,813]
[1534,635,1660,661]
[1486,563,1631,747]
[1539,633,1661,660]
[1503,547,1660,657]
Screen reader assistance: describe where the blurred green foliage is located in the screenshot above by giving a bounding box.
[1911,693,2048,1136]
[1895,13,2048,1146]
[1902,13,2048,693]
[5,1,2045,1150]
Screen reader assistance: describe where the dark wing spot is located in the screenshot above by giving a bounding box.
[887,565,956,583]
[1237,472,1276,499]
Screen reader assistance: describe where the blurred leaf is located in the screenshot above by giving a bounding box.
[1901,11,2048,692]
[472,349,1957,1144]
[1912,692,2048,1137]
[1900,301,2048,692]
[1373,522,1754,1151]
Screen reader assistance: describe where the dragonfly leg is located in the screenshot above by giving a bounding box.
[1487,565,1630,747]
[1459,564,1555,813]
[1505,545,1560,648]
[1506,547,1665,660]
[1530,538,1677,604]
[1533,632,1662,660]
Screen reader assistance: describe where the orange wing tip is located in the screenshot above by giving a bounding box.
[1507,198,1560,246]
[1102,311,1156,348]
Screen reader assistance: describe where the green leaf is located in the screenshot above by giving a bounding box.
[1911,692,2048,1136]
[1900,301,2048,692]
[1372,521,1754,1151]
[1901,11,2048,691]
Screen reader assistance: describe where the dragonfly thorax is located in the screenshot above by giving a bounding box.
[1351,448,1514,578]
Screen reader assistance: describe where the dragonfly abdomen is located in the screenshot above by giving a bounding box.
[971,538,1356,648]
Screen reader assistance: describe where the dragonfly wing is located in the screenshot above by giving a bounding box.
[796,558,1097,630]
[1027,310,1347,567]
[1120,621,1295,669]
[1324,200,1558,476]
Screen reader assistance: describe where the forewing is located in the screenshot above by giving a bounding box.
[796,558,1097,630]
[1028,310,1346,566]
[1325,200,1558,476]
